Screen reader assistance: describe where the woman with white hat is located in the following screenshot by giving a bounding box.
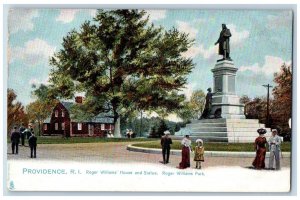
[178,134,192,169]
[194,139,205,169]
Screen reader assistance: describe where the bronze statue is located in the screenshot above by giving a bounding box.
[215,24,232,61]
[199,88,213,119]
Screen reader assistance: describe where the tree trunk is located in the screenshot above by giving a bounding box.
[114,117,121,138]
[38,121,41,136]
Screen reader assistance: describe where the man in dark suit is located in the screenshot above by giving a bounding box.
[19,123,26,146]
[28,132,38,158]
[10,126,21,154]
[161,130,173,164]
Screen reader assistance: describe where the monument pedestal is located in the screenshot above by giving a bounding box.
[210,60,245,119]
[173,60,271,143]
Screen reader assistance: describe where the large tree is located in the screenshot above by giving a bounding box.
[48,9,194,136]
[7,89,28,132]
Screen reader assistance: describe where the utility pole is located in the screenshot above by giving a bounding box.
[262,84,273,128]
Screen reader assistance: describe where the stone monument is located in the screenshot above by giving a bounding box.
[174,24,270,143]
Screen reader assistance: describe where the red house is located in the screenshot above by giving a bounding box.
[42,99,114,137]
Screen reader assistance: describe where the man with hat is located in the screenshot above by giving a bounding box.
[160,130,173,164]
[10,126,21,154]
[268,129,282,170]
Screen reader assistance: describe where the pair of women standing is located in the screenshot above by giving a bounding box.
[178,135,204,169]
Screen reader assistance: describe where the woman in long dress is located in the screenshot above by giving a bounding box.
[179,135,192,169]
[252,128,267,169]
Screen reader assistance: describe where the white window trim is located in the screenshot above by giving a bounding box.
[62,110,65,117]
[101,124,105,130]
[44,124,47,130]
[78,123,82,131]
[55,110,58,117]
[55,123,58,130]
[62,122,65,130]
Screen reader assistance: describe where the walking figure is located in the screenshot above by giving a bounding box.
[161,130,172,164]
[28,132,37,158]
[10,126,21,154]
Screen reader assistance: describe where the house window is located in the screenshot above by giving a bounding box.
[55,123,58,130]
[55,110,59,117]
[101,124,105,130]
[62,110,65,117]
[78,123,82,131]
[62,123,65,130]
[44,124,47,130]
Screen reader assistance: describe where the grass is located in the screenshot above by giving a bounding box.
[7,135,156,144]
[132,140,291,152]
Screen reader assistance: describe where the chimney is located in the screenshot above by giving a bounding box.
[75,96,83,104]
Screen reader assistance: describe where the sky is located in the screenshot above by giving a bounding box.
[7,9,293,107]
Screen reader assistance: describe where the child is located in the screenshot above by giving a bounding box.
[194,139,205,169]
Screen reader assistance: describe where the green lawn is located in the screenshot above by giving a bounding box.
[8,136,156,144]
[132,140,291,152]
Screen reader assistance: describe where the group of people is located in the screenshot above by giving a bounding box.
[253,128,282,170]
[10,124,38,158]
[160,131,204,169]
[161,128,282,170]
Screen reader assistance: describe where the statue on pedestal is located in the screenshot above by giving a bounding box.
[199,88,213,119]
[215,24,232,61]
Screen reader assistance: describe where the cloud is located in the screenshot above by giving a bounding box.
[8,9,38,34]
[266,11,292,29]
[239,55,291,76]
[56,9,80,23]
[10,38,56,65]
[178,83,197,101]
[29,77,50,86]
[88,9,97,17]
[145,10,167,22]
[176,20,198,39]
[227,24,250,48]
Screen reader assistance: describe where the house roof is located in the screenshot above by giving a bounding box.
[61,101,73,111]
[61,101,114,124]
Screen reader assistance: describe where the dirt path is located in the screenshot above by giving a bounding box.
[7,142,290,168]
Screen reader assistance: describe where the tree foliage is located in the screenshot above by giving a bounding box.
[176,89,206,121]
[47,9,194,135]
[272,64,292,134]
[7,89,28,132]
[242,64,292,135]
[28,84,58,135]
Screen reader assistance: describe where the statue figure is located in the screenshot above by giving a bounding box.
[199,88,213,119]
[215,24,232,61]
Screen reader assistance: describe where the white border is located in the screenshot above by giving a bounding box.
[1,0,299,199]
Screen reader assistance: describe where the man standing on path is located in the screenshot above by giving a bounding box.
[10,126,21,154]
[268,129,282,170]
[28,132,37,158]
[19,123,26,146]
[161,130,172,164]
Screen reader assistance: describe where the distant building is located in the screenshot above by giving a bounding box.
[42,97,114,137]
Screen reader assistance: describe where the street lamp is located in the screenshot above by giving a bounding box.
[262,84,273,128]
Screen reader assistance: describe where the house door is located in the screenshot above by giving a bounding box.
[88,124,94,136]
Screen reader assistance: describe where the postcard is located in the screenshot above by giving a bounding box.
[5,7,293,192]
